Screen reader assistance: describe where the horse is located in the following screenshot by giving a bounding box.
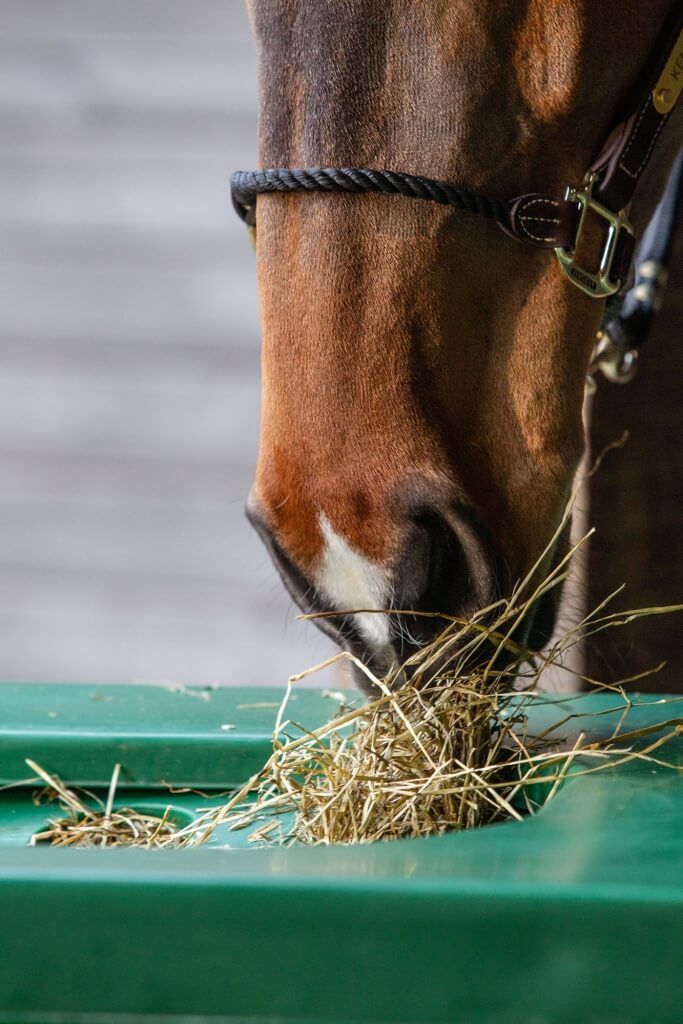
[239,0,682,691]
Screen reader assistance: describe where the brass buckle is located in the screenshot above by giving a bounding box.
[555,172,633,298]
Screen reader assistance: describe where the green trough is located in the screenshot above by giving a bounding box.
[0,682,681,1024]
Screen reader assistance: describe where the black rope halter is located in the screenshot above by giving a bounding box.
[230,167,510,228]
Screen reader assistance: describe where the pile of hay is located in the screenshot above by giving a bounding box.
[189,527,682,848]
[203,680,681,847]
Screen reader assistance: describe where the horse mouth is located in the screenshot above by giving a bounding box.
[344,530,570,697]
[345,585,563,697]
[248,489,569,697]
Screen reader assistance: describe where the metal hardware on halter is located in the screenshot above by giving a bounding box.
[586,144,683,387]
[631,259,669,308]
[585,325,639,393]
[554,173,634,299]
[590,330,639,384]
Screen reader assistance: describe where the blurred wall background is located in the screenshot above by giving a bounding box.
[0,0,332,685]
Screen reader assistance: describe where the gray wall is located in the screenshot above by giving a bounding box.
[0,0,333,685]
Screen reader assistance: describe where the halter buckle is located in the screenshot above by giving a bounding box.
[555,173,634,298]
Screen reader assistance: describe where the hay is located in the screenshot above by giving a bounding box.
[189,668,682,849]
[186,521,682,848]
[28,761,180,848]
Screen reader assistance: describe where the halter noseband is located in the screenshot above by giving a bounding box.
[231,8,682,369]
[234,161,642,298]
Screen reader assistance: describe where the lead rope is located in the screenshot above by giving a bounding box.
[590,145,683,388]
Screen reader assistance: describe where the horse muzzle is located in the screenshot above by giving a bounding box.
[247,489,509,694]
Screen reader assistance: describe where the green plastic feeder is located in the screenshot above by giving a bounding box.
[0,682,681,1024]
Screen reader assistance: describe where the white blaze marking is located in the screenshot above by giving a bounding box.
[315,515,392,649]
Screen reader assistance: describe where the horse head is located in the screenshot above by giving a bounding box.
[243,0,681,688]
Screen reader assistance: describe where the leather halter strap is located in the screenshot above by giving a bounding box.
[231,5,683,298]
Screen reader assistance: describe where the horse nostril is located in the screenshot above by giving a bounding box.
[420,511,470,607]
[393,511,456,607]
[390,506,498,651]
